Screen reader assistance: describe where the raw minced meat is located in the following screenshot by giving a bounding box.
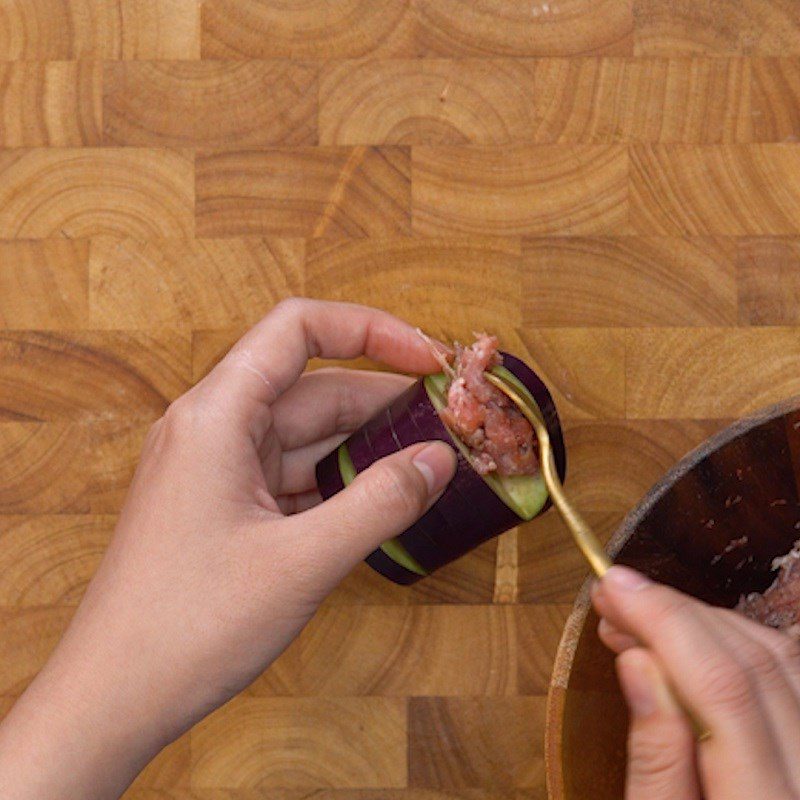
[434,333,538,477]
[736,538,800,639]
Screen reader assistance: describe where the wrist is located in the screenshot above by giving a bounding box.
[0,620,172,799]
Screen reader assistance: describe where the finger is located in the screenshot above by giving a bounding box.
[592,566,794,799]
[278,433,349,496]
[294,441,457,579]
[201,299,445,417]
[720,607,800,697]
[617,648,700,800]
[710,609,800,790]
[598,617,639,654]
[271,368,414,451]
[276,490,323,516]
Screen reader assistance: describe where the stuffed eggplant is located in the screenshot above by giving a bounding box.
[315,334,566,584]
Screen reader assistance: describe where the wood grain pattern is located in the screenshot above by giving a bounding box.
[0,516,112,606]
[412,146,628,236]
[634,0,800,56]
[129,737,191,792]
[561,419,727,509]
[196,148,410,237]
[0,62,102,146]
[90,238,304,329]
[750,58,800,142]
[320,59,537,146]
[408,697,545,790]
[517,512,621,603]
[306,237,521,331]
[246,604,565,697]
[531,57,750,143]
[522,237,738,326]
[0,424,90,513]
[0,149,194,239]
[515,606,572,693]
[1,4,799,799]
[737,237,800,324]
[0,332,190,422]
[328,540,500,606]
[630,145,800,234]
[516,329,626,420]
[414,0,633,57]
[104,62,318,147]
[201,0,415,59]
[626,328,800,418]
[0,0,199,59]
[0,241,89,328]
[191,697,407,789]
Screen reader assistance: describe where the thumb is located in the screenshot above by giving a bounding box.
[305,441,457,562]
[618,648,700,800]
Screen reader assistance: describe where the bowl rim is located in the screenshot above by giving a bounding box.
[544,394,800,800]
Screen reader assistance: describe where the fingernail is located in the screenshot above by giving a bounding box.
[604,565,652,593]
[412,443,457,495]
[598,618,639,652]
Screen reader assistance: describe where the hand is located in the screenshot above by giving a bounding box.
[0,299,457,800]
[592,565,800,800]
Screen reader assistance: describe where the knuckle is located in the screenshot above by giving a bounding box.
[334,381,362,432]
[163,396,195,429]
[645,590,695,639]
[369,460,426,518]
[698,654,754,711]
[771,633,800,666]
[628,724,688,786]
[161,393,209,440]
[273,297,306,318]
[736,639,783,685]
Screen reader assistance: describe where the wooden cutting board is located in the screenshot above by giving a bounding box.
[1,1,800,798]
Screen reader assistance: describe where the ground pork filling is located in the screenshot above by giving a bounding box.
[436,334,539,477]
[737,538,800,640]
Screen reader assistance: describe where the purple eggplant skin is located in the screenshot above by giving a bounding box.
[365,546,423,585]
[501,353,567,485]
[315,441,345,498]
[315,352,565,584]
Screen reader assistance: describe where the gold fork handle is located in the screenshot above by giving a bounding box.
[539,430,613,578]
[481,371,709,740]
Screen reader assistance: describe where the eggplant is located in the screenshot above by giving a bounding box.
[315,351,566,584]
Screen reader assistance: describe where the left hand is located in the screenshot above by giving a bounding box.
[0,299,457,800]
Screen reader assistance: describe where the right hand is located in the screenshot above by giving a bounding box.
[592,565,800,800]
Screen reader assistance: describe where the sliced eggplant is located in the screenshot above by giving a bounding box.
[423,369,549,520]
[315,349,565,585]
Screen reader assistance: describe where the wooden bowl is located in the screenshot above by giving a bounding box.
[545,396,800,800]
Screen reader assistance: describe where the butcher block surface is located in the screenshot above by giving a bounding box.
[2,1,800,797]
